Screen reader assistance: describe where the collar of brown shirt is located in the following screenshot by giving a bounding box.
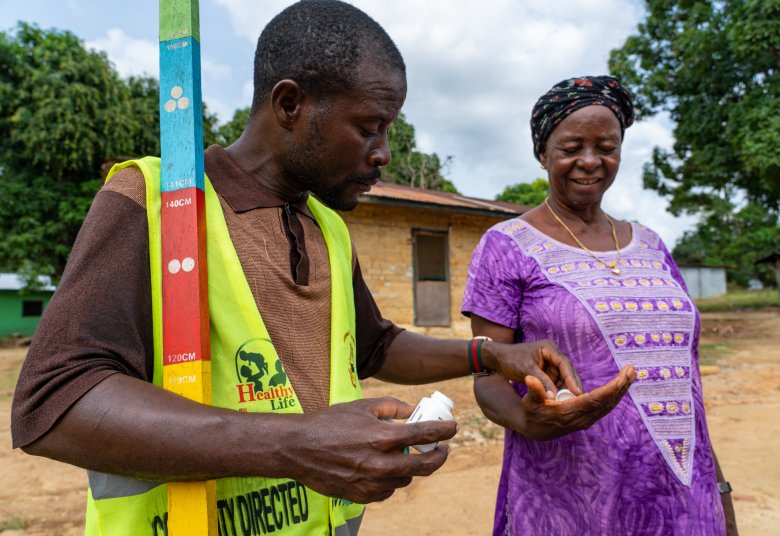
[205,145,312,285]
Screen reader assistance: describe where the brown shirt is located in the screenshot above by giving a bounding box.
[11,145,401,448]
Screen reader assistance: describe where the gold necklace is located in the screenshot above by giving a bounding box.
[544,197,622,275]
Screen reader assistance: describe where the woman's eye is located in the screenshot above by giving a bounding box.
[561,147,579,155]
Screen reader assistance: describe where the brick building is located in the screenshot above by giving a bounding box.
[341,181,529,339]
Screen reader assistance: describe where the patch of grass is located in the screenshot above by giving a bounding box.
[698,342,737,366]
[0,516,29,530]
[696,289,779,312]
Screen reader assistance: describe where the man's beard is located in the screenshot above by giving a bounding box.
[312,168,382,211]
[282,114,381,211]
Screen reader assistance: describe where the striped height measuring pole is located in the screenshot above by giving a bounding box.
[159,1,217,533]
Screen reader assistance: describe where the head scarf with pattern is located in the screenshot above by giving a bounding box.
[530,76,635,161]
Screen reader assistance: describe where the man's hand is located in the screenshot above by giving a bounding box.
[482,339,584,399]
[474,365,635,440]
[286,397,457,504]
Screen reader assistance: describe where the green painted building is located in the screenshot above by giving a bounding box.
[0,273,56,338]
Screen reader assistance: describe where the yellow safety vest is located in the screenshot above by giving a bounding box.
[86,157,364,535]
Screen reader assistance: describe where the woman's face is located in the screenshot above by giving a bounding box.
[539,105,622,210]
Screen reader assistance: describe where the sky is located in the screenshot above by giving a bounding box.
[0,0,698,246]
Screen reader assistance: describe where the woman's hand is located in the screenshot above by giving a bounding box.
[474,365,635,440]
[471,314,583,399]
[481,338,584,398]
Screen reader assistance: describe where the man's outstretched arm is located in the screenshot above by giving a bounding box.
[22,373,456,504]
[375,327,585,397]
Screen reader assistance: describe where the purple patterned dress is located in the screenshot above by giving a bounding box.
[462,218,725,535]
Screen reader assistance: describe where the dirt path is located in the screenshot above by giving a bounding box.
[1,309,778,535]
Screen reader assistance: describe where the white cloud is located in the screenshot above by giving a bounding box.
[86,28,158,78]
[202,57,231,80]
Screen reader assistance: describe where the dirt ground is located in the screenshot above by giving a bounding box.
[1,309,778,535]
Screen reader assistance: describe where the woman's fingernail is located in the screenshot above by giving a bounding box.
[546,390,554,399]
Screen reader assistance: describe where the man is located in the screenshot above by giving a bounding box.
[11,2,634,534]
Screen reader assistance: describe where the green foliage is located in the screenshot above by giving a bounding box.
[610,0,780,283]
[217,106,251,146]
[495,178,549,206]
[0,23,150,281]
[384,112,456,192]
[672,202,780,286]
[0,23,221,283]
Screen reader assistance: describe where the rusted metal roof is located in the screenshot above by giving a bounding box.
[360,180,531,217]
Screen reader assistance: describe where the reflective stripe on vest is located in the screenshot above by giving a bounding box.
[86,157,364,535]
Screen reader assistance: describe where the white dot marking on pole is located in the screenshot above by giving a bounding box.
[177,97,190,110]
[168,259,182,274]
[164,100,177,113]
[182,257,196,272]
[171,86,183,99]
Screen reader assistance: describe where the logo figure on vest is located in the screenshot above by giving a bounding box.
[234,338,296,410]
[344,332,357,388]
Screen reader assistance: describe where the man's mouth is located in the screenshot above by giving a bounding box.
[350,170,381,191]
[354,181,374,192]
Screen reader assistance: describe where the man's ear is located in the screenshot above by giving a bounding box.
[270,79,305,130]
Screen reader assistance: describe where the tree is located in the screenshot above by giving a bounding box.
[673,202,780,286]
[0,23,221,284]
[216,106,251,146]
[609,0,780,284]
[0,23,148,283]
[495,178,549,206]
[384,112,457,193]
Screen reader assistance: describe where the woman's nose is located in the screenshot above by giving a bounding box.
[577,148,601,171]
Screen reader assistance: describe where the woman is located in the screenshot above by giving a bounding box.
[462,76,737,535]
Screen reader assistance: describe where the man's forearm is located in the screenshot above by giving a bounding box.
[22,373,300,482]
[21,373,458,504]
[375,330,471,384]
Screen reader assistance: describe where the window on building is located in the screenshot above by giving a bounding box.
[413,230,450,326]
[22,300,44,317]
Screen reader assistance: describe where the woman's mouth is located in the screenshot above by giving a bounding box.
[570,178,599,186]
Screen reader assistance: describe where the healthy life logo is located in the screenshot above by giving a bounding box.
[234,338,296,411]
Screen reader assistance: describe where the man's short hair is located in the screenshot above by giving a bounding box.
[252,0,405,112]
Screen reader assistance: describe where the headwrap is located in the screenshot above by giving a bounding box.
[530,75,635,161]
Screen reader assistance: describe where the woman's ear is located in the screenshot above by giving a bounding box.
[270,79,305,130]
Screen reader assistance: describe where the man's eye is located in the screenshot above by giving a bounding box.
[361,124,380,137]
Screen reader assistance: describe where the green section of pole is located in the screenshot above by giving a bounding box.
[160,0,200,42]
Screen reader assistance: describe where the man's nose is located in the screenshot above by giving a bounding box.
[369,136,392,167]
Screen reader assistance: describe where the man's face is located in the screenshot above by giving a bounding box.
[281,61,407,211]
